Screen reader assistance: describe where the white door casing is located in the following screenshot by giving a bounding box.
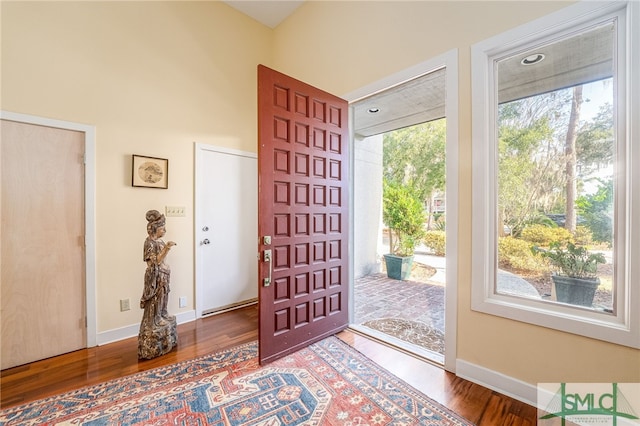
[195,143,258,317]
[1,111,97,367]
[343,50,459,372]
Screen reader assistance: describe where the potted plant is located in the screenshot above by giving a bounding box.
[532,241,606,307]
[382,180,426,280]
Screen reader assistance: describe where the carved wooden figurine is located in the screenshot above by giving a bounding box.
[138,210,178,359]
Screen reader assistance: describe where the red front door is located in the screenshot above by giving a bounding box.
[257,65,350,364]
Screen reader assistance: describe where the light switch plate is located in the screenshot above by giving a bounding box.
[166,206,186,217]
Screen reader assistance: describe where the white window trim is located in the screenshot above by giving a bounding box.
[471,0,639,348]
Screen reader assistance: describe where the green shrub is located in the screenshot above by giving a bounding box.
[531,241,606,279]
[573,225,593,246]
[521,224,573,246]
[382,180,426,256]
[432,215,446,231]
[498,237,548,273]
[423,231,446,256]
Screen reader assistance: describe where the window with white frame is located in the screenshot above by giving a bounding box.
[471,1,639,348]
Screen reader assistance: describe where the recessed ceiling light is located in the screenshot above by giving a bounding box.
[368,107,380,114]
[521,53,545,65]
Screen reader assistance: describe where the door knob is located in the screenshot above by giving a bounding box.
[202,238,210,245]
[202,226,209,232]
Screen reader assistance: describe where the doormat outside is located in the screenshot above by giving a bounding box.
[0,336,471,425]
[362,318,445,355]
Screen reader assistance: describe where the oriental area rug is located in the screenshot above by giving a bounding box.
[0,337,472,426]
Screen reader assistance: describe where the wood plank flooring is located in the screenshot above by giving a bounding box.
[1,305,537,424]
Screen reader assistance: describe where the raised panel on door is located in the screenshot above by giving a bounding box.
[258,65,349,364]
[1,119,86,369]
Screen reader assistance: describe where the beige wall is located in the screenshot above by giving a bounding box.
[2,0,638,386]
[1,1,272,332]
[272,1,639,384]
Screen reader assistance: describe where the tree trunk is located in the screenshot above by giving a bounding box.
[565,86,583,232]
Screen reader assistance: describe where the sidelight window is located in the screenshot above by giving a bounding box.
[471,1,639,347]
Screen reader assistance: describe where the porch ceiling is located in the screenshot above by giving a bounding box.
[352,23,613,138]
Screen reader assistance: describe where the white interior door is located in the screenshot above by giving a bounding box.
[195,144,258,316]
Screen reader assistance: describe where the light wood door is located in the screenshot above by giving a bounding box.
[1,119,86,369]
[257,65,350,364]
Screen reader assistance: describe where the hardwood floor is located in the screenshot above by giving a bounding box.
[339,331,538,425]
[1,305,259,409]
[1,305,537,424]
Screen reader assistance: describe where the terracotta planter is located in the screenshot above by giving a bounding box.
[551,274,599,307]
[383,254,413,280]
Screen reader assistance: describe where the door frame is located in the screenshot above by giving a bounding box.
[343,49,459,372]
[194,142,258,319]
[0,110,97,347]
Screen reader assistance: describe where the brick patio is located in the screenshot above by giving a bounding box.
[352,271,445,362]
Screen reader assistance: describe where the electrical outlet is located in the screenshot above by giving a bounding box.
[120,298,130,312]
[179,296,187,308]
[165,206,186,217]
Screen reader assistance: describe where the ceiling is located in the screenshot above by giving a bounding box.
[223,2,614,138]
[223,1,304,28]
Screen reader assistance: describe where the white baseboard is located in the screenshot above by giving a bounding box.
[96,310,196,346]
[456,359,538,407]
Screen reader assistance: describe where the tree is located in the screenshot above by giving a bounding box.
[564,85,583,232]
[576,102,614,172]
[498,97,566,236]
[497,80,613,237]
[576,179,613,245]
[383,119,445,229]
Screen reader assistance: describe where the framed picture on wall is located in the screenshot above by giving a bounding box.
[132,155,168,189]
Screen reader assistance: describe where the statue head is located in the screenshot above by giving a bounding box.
[146,210,166,236]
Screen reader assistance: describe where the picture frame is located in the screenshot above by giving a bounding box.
[132,155,168,189]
